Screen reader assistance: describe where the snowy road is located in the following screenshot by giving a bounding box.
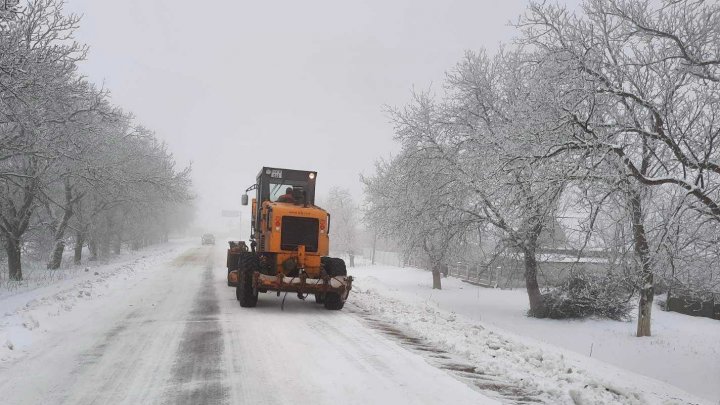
[0,246,496,405]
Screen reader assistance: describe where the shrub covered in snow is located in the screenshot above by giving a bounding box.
[538,274,633,320]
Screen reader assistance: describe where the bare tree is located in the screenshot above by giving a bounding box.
[518,0,720,335]
[363,150,470,290]
[0,0,86,279]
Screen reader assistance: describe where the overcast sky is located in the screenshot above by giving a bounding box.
[64,0,579,231]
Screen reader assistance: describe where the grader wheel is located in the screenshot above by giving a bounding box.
[323,292,344,310]
[322,257,347,310]
[236,253,259,307]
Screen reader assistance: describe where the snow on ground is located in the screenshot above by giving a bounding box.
[1,245,715,404]
[350,263,717,404]
[0,240,193,363]
[0,245,498,405]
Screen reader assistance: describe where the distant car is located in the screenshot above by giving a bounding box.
[201,233,215,245]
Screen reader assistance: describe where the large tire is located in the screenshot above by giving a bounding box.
[324,292,344,310]
[236,253,259,307]
[322,256,347,277]
[227,253,239,269]
[332,257,347,277]
[314,293,325,304]
[322,257,347,310]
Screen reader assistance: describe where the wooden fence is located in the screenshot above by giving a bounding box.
[447,262,499,288]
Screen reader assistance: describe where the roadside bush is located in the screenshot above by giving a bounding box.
[538,273,634,320]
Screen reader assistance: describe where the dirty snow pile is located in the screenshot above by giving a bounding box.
[350,266,711,405]
[0,241,189,363]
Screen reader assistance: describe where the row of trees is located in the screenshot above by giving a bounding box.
[1,0,193,281]
[363,0,720,336]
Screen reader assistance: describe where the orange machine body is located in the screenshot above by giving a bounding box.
[253,198,329,277]
[227,167,351,308]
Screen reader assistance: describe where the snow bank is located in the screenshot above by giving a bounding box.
[350,265,715,404]
[0,240,191,363]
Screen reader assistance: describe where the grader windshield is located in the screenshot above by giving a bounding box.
[257,167,317,204]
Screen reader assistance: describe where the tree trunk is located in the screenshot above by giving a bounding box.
[422,239,444,290]
[88,237,98,261]
[630,188,653,337]
[6,236,22,281]
[636,275,654,337]
[74,231,84,265]
[112,234,121,255]
[371,232,377,265]
[665,257,674,313]
[47,178,76,270]
[100,234,110,258]
[47,212,72,269]
[523,247,545,317]
[99,215,113,258]
[0,166,38,281]
[47,240,65,270]
[431,265,442,290]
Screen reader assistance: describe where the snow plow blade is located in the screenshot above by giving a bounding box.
[228,270,353,298]
[254,272,353,297]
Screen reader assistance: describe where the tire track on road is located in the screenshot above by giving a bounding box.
[56,247,206,405]
[164,252,229,405]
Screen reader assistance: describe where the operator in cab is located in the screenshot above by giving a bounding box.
[277,187,295,203]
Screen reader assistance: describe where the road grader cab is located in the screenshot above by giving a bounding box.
[227,167,353,310]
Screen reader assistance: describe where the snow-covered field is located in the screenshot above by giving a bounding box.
[350,263,719,404]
